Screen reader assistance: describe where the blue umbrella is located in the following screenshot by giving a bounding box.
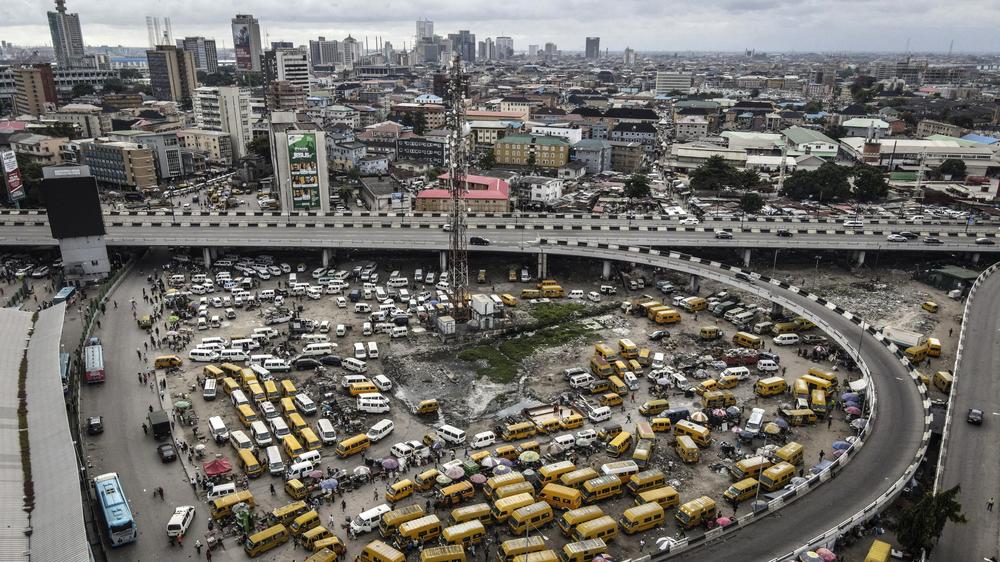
[844,400,860,409]
[841,392,859,402]
[320,478,338,490]
[832,441,851,450]
[773,418,789,429]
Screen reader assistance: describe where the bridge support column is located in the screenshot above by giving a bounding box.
[209,247,218,259]
[854,250,866,267]
[321,249,331,268]
[537,253,548,280]
[202,247,211,269]
[688,275,700,294]
[439,250,447,272]
[742,248,752,267]
[971,252,981,264]
[771,302,784,319]
[602,260,612,280]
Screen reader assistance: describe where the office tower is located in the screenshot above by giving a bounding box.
[146,45,198,105]
[13,64,58,116]
[585,37,600,60]
[416,19,434,41]
[47,0,86,68]
[623,47,637,65]
[544,43,557,58]
[341,36,362,67]
[231,14,263,72]
[264,48,309,90]
[193,86,252,159]
[309,37,340,69]
[528,45,538,59]
[654,71,694,95]
[496,37,514,59]
[180,37,218,73]
[448,30,476,62]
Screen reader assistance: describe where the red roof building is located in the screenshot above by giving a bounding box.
[415,173,510,213]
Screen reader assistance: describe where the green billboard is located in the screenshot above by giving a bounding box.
[287,133,320,210]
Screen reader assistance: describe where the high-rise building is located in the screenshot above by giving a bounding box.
[13,64,58,116]
[623,47,638,65]
[309,37,340,69]
[544,43,558,59]
[269,111,329,212]
[416,19,434,41]
[179,37,218,73]
[193,86,253,159]
[496,37,514,59]
[528,45,539,59]
[146,45,198,105]
[341,36,362,68]
[448,30,476,62]
[47,0,86,68]
[585,37,600,60]
[264,48,310,93]
[654,71,693,95]
[231,14,263,72]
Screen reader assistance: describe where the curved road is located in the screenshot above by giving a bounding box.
[935,267,1000,561]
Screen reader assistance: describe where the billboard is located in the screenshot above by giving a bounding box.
[232,22,252,71]
[287,133,320,210]
[40,175,105,239]
[1,150,24,203]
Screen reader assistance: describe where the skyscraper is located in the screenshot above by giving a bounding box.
[309,37,340,69]
[231,14,263,72]
[47,0,85,68]
[585,37,600,60]
[448,30,476,63]
[496,37,514,59]
[264,48,310,94]
[193,86,252,159]
[416,19,434,41]
[179,37,218,73]
[146,45,198,105]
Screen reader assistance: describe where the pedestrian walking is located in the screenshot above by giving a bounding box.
[141,423,147,435]
[949,328,954,337]
[270,483,276,496]
[818,450,825,461]
[195,540,202,555]
[136,349,142,359]
[205,549,212,561]
[827,416,832,429]
[374,489,379,500]
[988,497,995,512]
[343,499,348,511]
[138,372,143,383]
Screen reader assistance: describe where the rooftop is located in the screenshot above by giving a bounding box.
[842,118,889,129]
[782,125,837,146]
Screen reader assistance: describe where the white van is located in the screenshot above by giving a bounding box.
[390,326,408,339]
[367,419,395,443]
[652,352,665,369]
[259,289,275,301]
[229,429,254,452]
[343,358,367,373]
[353,342,367,359]
[438,424,466,445]
[569,373,595,389]
[306,287,323,300]
[367,342,379,359]
[219,348,247,362]
[188,348,217,362]
[250,421,273,447]
[568,289,585,299]
[316,418,337,445]
[319,321,331,333]
[588,406,612,423]
[302,343,333,357]
[388,277,408,288]
[297,450,321,467]
[350,504,391,534]
[231,338,258,352]
[230,389,249,408]
[721,366,751,380]
[336,324,347,337]
[757,359,780,372]
[301,334,330,344]
[390,442,414,460]
[266,445,285,476]
[207,482,238,502]
[372,374,393,392]
[203,378,218,400]
[357,393,390,413]
[269,417,290,439]
[253,327,278,339]
[293,393,317,416]
[470,431,496,449]
[623,371,640,391]
[745,408,766,434]
[773,333,800,346]
[362,322,373,336]
[285,460,316,481]
[210,315,222,328]
[208,416,228,443]
[553,434,577,449]
[263,358,291,372]
[341,374,370,389]
[258,400,278,420]
[355,303,372,313]
[250,354,274,365]
[250,364,271,381]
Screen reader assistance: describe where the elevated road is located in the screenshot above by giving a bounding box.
[935,266,1000,561]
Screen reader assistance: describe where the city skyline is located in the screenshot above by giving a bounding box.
[2,0,1000,54]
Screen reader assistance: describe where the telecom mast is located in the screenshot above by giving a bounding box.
[446,53,470,319]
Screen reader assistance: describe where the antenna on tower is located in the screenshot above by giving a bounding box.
[446,52,470,320]
[778,142,787,193]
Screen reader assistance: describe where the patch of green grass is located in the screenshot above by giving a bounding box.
[460,322,598,383]
[530,302,586,325]
[457,346,520,383]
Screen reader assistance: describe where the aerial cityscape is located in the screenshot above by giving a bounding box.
[2,1,999,562]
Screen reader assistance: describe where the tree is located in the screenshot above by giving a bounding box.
[823,124,849,140]
[71,84,95,98]
[781,163,852,202]
[736,169,762,191]
[479,149,496,170]
[689,155,739,191]
[939,159,966,179]
[852,165,889,202]
[897,485,966,556]
[739,192,765,214]
[411,112,428,135]
[950,114,974,129]
[38,121,77,140]
[102,78,126,93]
[624,173,651,198]
[803,100,824,113]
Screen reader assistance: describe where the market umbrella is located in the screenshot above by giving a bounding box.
[165,330,179,337]
[763,422,782,435]
[306,470,324,479]
[832,441,851,450]
[845,406,862,416]
[498,458,515,467]
[167,315,180,324]
[850,419,868,430]
[480,456,500,468]
[522,469,535,479]
[320,479,338,490]
[493,465,511,475]
[469,474,487,485]
[518,451,540,463]
[202,458,232,476]
[382,458,399,470]
[798,552,822,562]
[353,466,371,476]
[690,411,709,423]
[716,516,733,527]
[194,444,206,454]
[445,466,465,480]
[174,400,192,410]
[844,400,860,409]
[712,409,727,418]
[773,418,789,429]
[815,548,837,562]
[831,449,846,459]
[840,392,859,402]
[436,474,453,485]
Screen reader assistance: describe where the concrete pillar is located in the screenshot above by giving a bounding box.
[202,247,211,269]
[688,275,700,294]
[855,250,866,267]
[209,247,218,259]
[602,260,612,280]
[972,252,981,264]
[439,251,448,272]
[742,248,752,267]
[537,253,548,280]
[770,302,784,319]
[321,249,331,268]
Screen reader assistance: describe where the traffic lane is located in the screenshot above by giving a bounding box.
[82,252,201,560]
[935,271,1000,561]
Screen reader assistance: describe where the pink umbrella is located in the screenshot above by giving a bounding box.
[845,406,861,415]
[716,516,733,527]
[815,548,837,562]
[306,469,324,479]
[469,473,487,484]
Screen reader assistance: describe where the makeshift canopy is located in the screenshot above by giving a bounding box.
[203,458,232,476]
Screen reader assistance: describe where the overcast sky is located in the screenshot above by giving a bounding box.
[3,0,999,53]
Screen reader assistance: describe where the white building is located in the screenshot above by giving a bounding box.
[529,125,582,145]
[193,86,253,159]
[842,118,890,139]
[654,71,693,96]
[268,48,310,94]
[781,126,839,158]
[839,136,996,176]
[519,176,564,205]
[674,116,709,140]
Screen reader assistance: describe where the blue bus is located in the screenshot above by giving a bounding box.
[93,472,137,546]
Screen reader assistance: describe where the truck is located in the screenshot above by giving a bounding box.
[84,337,105,384]
[880,327,928,350]
[148,410,171,440]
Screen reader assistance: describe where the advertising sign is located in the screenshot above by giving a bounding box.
[287,133,320,210]
[232,23,252,70]
[1,150,25,202]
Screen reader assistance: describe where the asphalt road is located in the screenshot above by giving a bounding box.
[934,269,1000,561]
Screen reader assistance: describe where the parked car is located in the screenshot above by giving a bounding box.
[886,234,908,242]
[924,237,943,245]
[469,236,491,246]
[679,217,699,225]
[293,357,322,370]
[975,238,995,245]
[648,330,670,341]
[319,355,343,367]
